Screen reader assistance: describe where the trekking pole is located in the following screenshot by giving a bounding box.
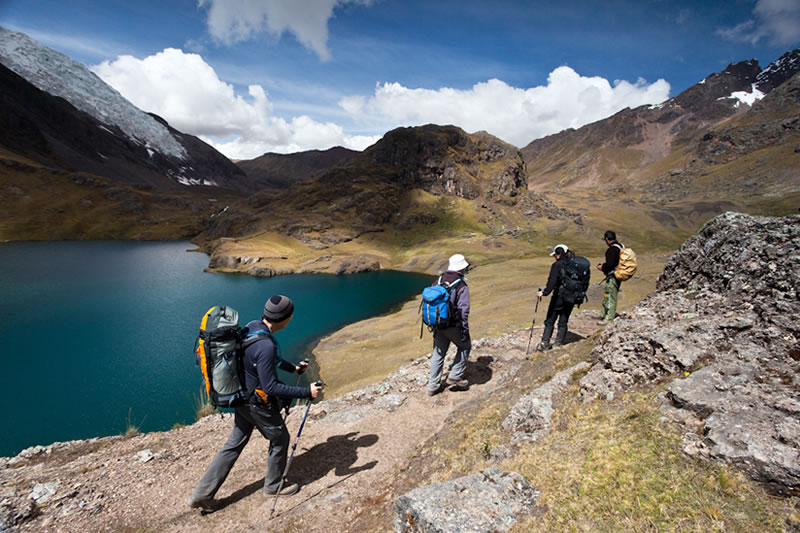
[525,290,542,358]
[283,359,309,422]
[269,380,324,520]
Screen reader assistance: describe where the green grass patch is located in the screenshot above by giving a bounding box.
[508,391,796,532]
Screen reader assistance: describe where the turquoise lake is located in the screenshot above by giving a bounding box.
[0,241,430,457]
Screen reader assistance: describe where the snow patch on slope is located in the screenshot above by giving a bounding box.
[0,27,186,160]
[720,84,766,107]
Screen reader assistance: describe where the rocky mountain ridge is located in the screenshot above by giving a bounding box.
[200,124,582,276]
[521,49,800,198]
[0,27,247,191]
[235,146,359,189]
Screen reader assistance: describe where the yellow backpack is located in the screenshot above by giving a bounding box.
[613,244,637,281]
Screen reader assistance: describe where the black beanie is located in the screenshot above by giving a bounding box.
[263,295,294,322]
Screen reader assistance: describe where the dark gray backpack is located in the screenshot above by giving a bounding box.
[559,256,591,306]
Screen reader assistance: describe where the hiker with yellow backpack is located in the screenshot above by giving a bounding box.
[596,230,637,324]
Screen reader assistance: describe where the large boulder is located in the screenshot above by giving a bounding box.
[580,212,800,494]
[394,468,539,533]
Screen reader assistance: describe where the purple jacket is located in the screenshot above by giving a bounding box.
[437,270,470,333]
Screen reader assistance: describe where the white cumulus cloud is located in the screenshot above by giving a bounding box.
[198,0,373,61]
[91,48,670,161]
[339,67,671,148]
[91,48,378,159]
[716,0,800,47]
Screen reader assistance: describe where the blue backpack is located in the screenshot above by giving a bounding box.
[419,277,462,337]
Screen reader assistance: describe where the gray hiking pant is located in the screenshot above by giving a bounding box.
[428,326,471,393]
[191,402,289,500]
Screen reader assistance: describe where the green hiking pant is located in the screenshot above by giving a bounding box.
[601,276,621,321]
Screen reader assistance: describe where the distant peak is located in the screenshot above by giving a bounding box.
[0,26,187,160]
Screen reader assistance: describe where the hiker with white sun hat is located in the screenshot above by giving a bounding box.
[426,253,472,396]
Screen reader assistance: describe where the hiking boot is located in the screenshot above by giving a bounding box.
[535,341,552,352]
[186,495,219,512]
[552,342,562,348]
[264,482,299,497]
[427,385,443,397]
[446,377,469,388]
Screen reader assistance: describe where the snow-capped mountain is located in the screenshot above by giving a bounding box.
[0,27,185,160]
[0,27,247,191]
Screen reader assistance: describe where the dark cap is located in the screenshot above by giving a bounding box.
[263,295,294,322]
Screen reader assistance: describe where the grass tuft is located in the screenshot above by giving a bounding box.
[123,408,144,437]
[194,389,218,420]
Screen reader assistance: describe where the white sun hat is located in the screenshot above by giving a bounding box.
[549,244,568,256]
[448,253,469,271]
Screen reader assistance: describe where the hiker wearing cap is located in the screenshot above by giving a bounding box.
[597,230,622,323]
[427,253,471,396]
[187,295,323,512]
[535,244,574,351]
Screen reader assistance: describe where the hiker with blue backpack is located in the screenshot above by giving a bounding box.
[424,254,471,396]
[187,295,323,512]
[535,244,590,352]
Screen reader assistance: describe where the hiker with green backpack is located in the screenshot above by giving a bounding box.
[596,230,637,324]
[187,295,323,512]
[425,253,471,397]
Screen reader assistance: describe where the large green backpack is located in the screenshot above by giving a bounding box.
[194,305,269,408]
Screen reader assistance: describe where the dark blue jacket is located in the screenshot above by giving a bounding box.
[242,320,310,401]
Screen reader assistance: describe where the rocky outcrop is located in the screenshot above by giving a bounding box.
[364,125,526,202]
[503,362,590,442]
[394,468,539,533]
[580,212,800,494]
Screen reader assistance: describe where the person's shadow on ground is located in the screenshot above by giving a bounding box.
[213,431,378,511]
[290,431,379,486]
[561,331,585,345]
[465,355,493,386]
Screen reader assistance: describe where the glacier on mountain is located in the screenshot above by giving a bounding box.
[0,26,187,160]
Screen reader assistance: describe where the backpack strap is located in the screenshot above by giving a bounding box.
[242,329,271,346]
[444,277,462,291]
[241,329,282,403]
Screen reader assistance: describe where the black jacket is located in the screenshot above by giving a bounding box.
[542,256,569,298]
[601,241,622,276]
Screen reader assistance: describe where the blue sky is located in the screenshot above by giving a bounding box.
[1,0,798,159]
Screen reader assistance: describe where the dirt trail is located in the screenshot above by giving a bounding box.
[1,314,603,533]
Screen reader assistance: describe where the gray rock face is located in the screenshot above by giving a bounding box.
[394,468,539,533]
[503,362,590,442]
[580,212,800,494]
